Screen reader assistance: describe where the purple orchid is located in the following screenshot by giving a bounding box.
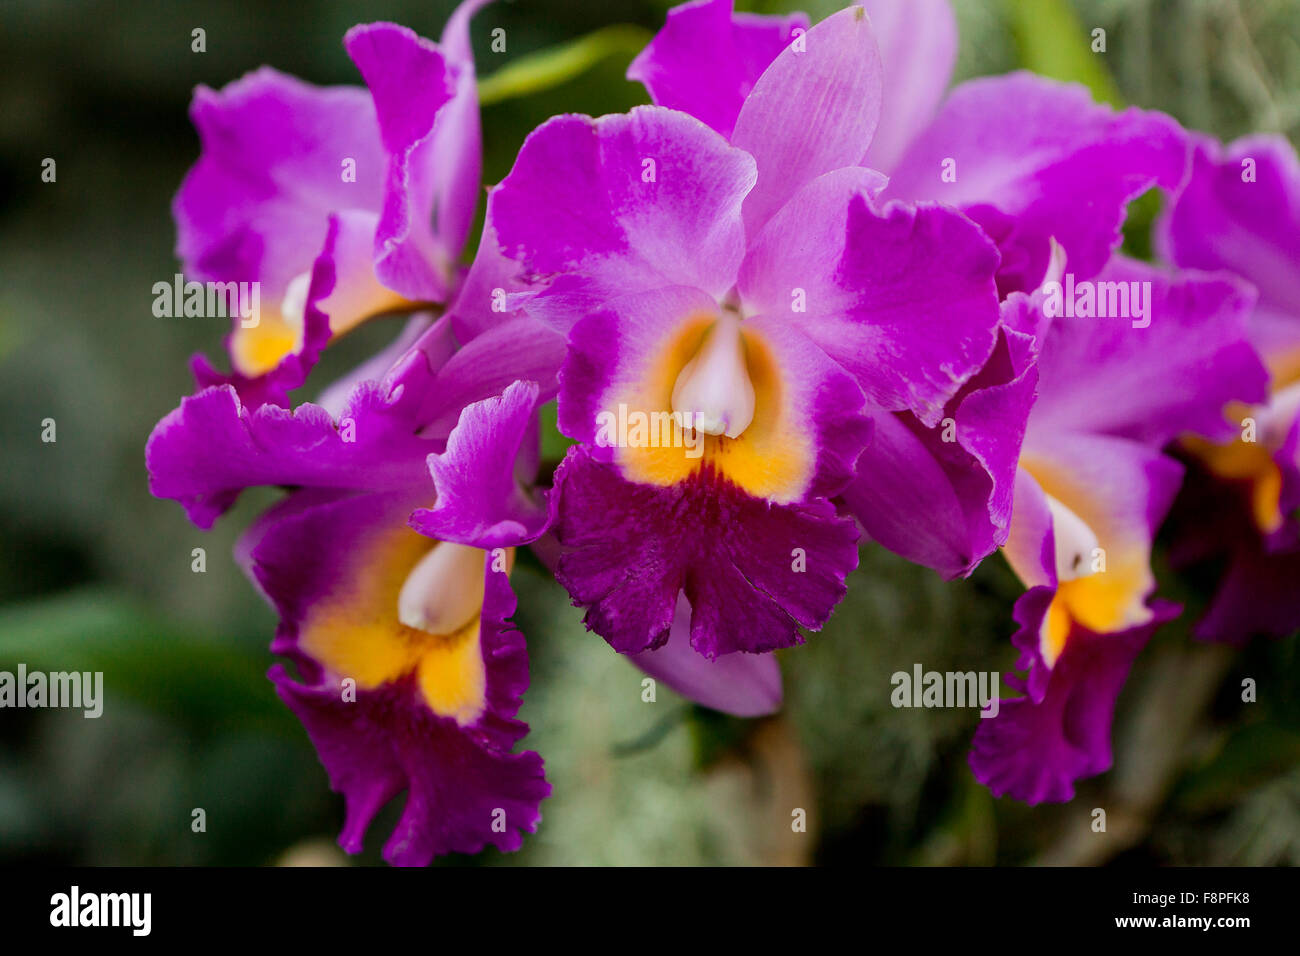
[150,304,559,862]
[625,0,1194,587]
[174,2,489,409]
[1158,135,1300,643]
[633,0,1266,802]
[490,4,1007,662]
[146,0,580,862]
[970,259,1268,803]
[139,0,1295,863]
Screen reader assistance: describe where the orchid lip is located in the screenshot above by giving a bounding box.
[397,541,485,634]
[1039,236,1067,291]
[280,270,312,342]
[1045,493,1100,582]
[670,311,755,439]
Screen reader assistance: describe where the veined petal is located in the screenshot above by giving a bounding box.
[730,3,883,235]
[859,0,957,175]
[627,0,807,140]
[550,445,860,658]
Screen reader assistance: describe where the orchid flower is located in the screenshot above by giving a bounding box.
[971,260,1268,802]
[174,4,489,409]
[1158,135,1300,643]
[490,4,1005,661]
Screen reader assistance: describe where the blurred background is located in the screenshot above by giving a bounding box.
[1,0,1298,866]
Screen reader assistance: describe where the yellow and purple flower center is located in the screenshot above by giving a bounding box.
[1183,384,1300,536]
[603,308,815,503]
[297,529,509,727]
[1015,457,1157,666]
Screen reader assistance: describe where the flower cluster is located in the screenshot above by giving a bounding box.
[146,0,1299,861]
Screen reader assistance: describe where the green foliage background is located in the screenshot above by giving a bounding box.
[1,0,1298,865]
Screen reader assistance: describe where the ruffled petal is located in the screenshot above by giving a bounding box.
[490,106,756,320]
[410,381,550,548]
[739,172,1002,426]
[147,336,440,527]
[248,490,548,863]
[549,445,860,658]
[885,72,1187,293]
[970,602,1178,804]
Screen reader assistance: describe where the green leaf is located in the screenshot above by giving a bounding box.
[478,25,653,107]
[538,399,576,463]
[1002,0,1123,106]
[0,590,293,735]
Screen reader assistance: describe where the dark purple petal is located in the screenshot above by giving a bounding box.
[248,490,548,863]
[550,445,860,658]
[970,601,1179,805]
[274,671,547,863]
[1167,454,1300,644]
